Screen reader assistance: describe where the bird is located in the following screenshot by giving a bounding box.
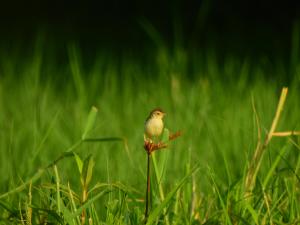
[144,108,166,143]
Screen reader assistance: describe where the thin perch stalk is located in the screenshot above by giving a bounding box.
[145,153,151,222]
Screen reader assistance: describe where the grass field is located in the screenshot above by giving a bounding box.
[0,41,299,224]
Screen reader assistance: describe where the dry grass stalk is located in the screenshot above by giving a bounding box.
[245,87,288,195]
[272,131,300,136]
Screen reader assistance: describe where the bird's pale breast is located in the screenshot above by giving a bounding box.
[145,118,164,137]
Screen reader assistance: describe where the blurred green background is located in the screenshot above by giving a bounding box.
[0,0,300,224]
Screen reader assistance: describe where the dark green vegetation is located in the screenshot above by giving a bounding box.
[0,37,300,224]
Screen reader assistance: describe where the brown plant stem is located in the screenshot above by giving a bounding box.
[145,152,151,222]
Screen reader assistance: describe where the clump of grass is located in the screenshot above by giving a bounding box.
[0,106,128,224]
[245,87,300,195]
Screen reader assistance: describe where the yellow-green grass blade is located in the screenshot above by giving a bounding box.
[81,154,95,188]
[73,152,83,175]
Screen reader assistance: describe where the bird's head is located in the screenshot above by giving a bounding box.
[149,108,166,119]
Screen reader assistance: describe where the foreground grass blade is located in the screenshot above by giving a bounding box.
[208,168,233,225]
[72,190,110,218]
[151,153,169,224]
[81,154,95,187]
[54,165,61,213]
[245,204,259,225]
[263,145,288,189]
[146,165,199,225]
[74,152,83,174]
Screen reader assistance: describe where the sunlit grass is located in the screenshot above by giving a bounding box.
[0,43,299,224]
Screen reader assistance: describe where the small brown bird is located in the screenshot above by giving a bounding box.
[144,108,166,142]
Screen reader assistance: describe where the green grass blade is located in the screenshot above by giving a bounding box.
[82,106,98,140]
[53,165,61,213]
[32,110,60,161]
[151,152,170,224]
[73,152,83,175]
[82,154,95,187]
[29,207,65,224]
[245,203,259,225]
[208,168,233,225]
[68,43,85,101]
[263,145,287,189]
[83,137,124,142]
[139,19,165,47]
[146,165,199,225]
[72,190,110,218]
[151,153,165,199]
[0,200,17,216]
[68,182,81,225]
[46,151,76,168]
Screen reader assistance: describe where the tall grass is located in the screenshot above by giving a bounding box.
[0,40,299,224]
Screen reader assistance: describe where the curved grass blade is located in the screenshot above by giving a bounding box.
[46,151,76,168]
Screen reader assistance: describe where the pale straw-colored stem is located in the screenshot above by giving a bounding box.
[245,87,288,194]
